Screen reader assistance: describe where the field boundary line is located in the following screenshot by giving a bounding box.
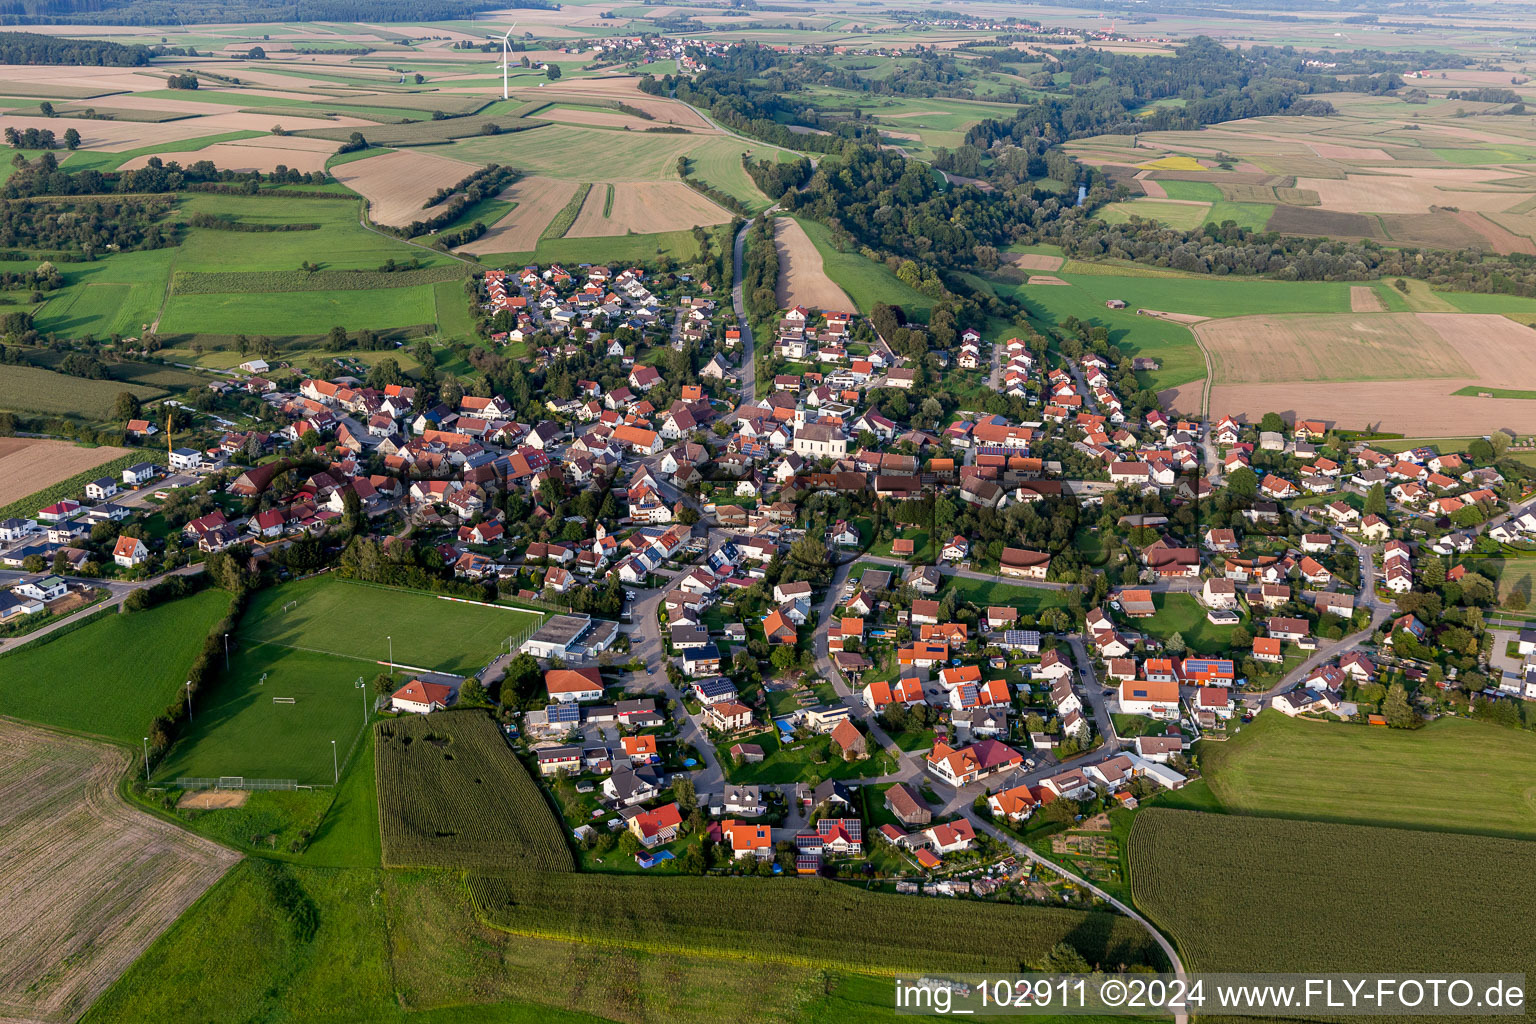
[233,635,446,677]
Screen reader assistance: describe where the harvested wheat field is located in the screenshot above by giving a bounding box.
[1350,286,1386,313]
[120,135,337,174]
[1195,381,1536,435]
[1005,252,1064,272]
[1136,174,1169,199]
[1028,275,1071,286]
[0,437,130,507]
[773,217,854,312]
[0,113,223,151]
[507,79,712,127]
[566,181,731,238]
[1300,173,1532,214]
[0,721,238,1024]
[1197,312,1475,384]
[534,104,674,132]
[468,176,578,253]
[331,148,478,227]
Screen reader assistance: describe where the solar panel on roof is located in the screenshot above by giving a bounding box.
[548,703,580,723]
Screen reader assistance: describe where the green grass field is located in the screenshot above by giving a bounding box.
[477,226,721,268]
[159,283,439,335]
[1203,713,1536,840]
[449,124,760,182]
[1133,592,1246,655]
[1205,201,1274,231]
[1156,180,1222,202]
[31,247,176,339]
[994,272,1353,390]
[0,591,233,743]
[792,216,936,318]
[153,644,378,784]
[1098,200,1210,230]
[238,576,540,675]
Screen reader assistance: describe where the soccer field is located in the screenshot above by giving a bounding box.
[155,645,378,785]
[237,576,542,676]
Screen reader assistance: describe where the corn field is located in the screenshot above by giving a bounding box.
[468,873,1163,975]
[1130,809,1536,977]
[376,712,573,872]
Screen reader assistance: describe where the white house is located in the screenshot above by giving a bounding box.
[112,535,149,568]
[390,678,455,714]
[168,447,203,472]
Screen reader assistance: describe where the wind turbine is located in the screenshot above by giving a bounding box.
[500,23,518,101]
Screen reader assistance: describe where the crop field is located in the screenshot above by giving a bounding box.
[376,711,574,871]
[470,871,1165,974]
[119,135,337,174]
[793,216,936,318]
[996,274,1351,391]
[0,591,231,738]
[178,193,458,271]
[1189,311,1536,434]
[0,363,164,418]
[330,148,480,227]
[467,175,578,253]
[566,181,732,236]
[450,123,754,182]
[1097,199,1210,230]
[0,437,131,507]
[1201,713,1536,839]
[83,860,913,1024]
[774,216,855,310]
[0,720,238,1024]
[236,576,539,675]
[1130,810,1536,977]
[1199,312,1474,384]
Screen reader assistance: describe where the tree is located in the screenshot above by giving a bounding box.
[1165,631,1186,655]
[1383,682,1417,728]
[1225,465,1257,499]
[326,325,349,350]
[1468,437,1495,463]
[770,645,796,673]
[62,128,80,150]
[1419,557,1446,589]
[1039,942,1092,973]
[458,677,489,707]
[247,45,266,58]
[38,101,54,118]
[113,391,141,422]
[1364,483,1387,517]
[545,63,562,80]
[1259,412,1286,434]
[673,775,697,814]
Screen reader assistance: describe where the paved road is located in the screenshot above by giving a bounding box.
[1067,636,1118,748]
[0,564,202,654]
[727,212,765,415]
[966,811,1188,1004]
[1256,511,1393,701]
